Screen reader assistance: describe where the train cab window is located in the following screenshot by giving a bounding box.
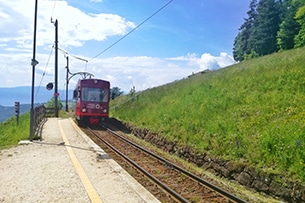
[81,87,109,102]
[73,90,78,99]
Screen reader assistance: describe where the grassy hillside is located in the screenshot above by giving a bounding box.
[0,104,33,123]
[0,113,31,149]
[0,110,71,150]
[110,47,305,182]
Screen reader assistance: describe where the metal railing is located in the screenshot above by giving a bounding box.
[31,105,46,140]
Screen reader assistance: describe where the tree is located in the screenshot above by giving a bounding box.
[251,0,282,56]
[129,86,136,97]
[234,0,305,59]
[233,0,258,61]
[233,32,244,61]
[45,96,63,110]
[277,0,300,50]
[110,87,124,99]
[294,3,305,47]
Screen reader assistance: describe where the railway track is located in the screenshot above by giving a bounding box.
[84,124,248,203]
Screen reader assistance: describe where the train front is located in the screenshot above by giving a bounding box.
[74,79,110,125]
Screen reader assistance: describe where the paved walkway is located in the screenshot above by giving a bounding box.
[0,118,160,203]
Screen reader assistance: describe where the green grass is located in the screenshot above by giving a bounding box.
[0,110,71,150]
[0,113,31,150]
[111,47,305,182]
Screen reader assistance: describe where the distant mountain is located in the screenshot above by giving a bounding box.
[0,86,73,107]
[0,86,74,123]
[0,104,32,123]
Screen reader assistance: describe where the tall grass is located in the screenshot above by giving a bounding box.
[0,110,71,150]
[111,47,305,182]
[0,113,30,149]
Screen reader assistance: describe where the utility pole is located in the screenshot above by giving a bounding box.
[65,56,69,112]
[61,51,90,112]
[30,0,39,141]
[54,19,59,117]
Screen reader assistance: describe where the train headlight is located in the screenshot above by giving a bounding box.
[82,108,87,112]
[102,109,107,113]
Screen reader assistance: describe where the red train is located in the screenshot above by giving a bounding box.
[73,78,110,125]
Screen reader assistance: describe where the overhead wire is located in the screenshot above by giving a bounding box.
[38,0,174,91]
[50,0,57,20]
[57,47,89,73]
[88,0,175,62]
[35,44,55,100]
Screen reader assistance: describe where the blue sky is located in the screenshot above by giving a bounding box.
[0,0,250,98]
[65,0,249,57]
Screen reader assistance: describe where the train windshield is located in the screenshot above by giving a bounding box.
[81,87,109,102]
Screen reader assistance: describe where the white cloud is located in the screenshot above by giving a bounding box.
[0,0,236,96]
[0,50,235,94]
[197,52,235,70]
[168,52,235,71]
[0,0,135,50]
[82,56,192,92]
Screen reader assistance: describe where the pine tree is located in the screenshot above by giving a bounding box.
[233,0,305,60]
[277,0,300,50]
[233,0,258,61]
[294,1,305,47]
[233,32,243,61]
[251,0,282,56]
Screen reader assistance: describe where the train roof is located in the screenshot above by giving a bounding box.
[78,78,109,82]
[76,78,110,88]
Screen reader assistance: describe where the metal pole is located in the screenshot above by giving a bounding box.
[30,0,39,141]
[65,56,69,112]
[54,19,59,117]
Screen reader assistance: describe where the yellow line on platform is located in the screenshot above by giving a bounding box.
[58,119,103,203]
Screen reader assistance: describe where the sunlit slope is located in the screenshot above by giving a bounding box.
[111,47,305,181]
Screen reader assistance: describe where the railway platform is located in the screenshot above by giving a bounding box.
[0,118,160,203]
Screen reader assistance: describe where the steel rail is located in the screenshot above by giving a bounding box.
[102,125,248,203]
[88,127,190,203]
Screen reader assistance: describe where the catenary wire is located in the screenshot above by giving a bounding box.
[88,0,175,62]
[57,47,89,73]
[50,0,57,20]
